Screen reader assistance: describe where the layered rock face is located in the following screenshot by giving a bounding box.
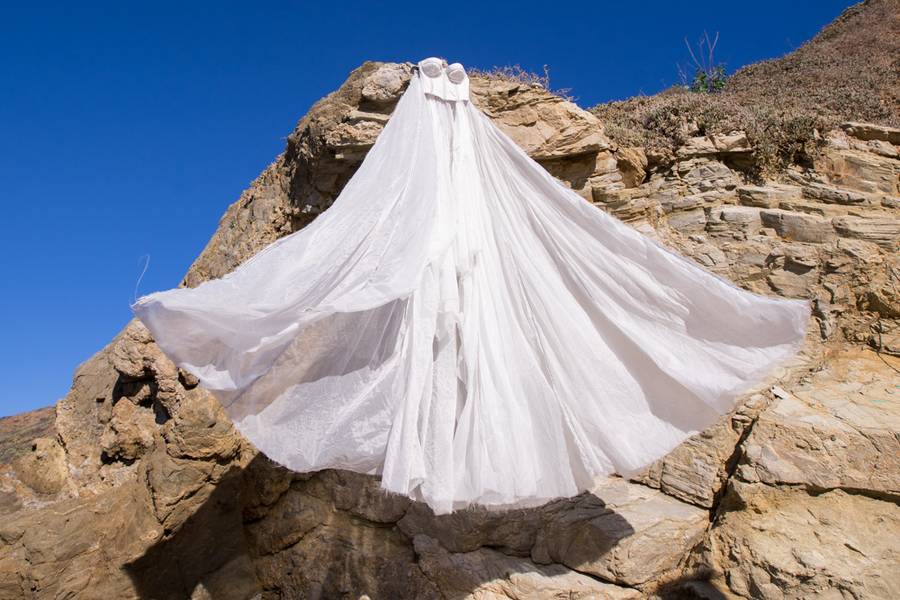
[1,58,898,600]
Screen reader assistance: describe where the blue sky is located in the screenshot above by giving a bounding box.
[0,0,856,416]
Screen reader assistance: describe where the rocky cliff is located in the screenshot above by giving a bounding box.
[1,2,898,598]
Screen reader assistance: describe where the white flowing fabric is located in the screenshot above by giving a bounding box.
[132,58,811,515]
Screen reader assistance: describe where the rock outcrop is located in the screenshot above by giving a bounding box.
[2,9,899,598]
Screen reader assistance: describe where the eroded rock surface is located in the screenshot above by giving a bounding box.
[737,348,900,498]
[706,481,899,599]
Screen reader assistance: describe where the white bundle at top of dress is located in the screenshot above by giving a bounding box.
[132,57,811,515]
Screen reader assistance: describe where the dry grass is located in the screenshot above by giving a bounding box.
[468,64,576,101]
[591,0,900,175]
[468,64,551,87]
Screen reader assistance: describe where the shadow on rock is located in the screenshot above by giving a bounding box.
[260,470,643,597]
[124,451,655,598]
[123,462,261,600]
[653,573,731,600]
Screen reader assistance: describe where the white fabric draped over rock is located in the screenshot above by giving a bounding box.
[132,58,810,515]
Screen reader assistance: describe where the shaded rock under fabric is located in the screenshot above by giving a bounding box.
[413,534,641,600]
[530,478,708,587]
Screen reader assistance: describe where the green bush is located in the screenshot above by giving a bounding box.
[679,32,729,94]
[690,65,728,93]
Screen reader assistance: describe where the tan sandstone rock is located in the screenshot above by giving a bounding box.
[414,534,641,600]
[759,209,837,244]
[530,478,708,587]
[831,214,900,249]
[706,481,900,599]
[737,347,900,497]
[11,438,67,495]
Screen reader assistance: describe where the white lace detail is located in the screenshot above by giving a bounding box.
[417,56,469,102]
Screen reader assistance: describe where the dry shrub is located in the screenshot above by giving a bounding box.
[591,0,900,175]
[468,64,576,101]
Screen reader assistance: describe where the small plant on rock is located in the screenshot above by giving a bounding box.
[679,31,729,93]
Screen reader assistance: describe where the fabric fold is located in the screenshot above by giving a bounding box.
[132,58,811,515]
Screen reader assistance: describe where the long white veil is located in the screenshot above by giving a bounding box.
[132,58,810,515]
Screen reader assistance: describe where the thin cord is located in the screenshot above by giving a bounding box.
[133,254,150,305]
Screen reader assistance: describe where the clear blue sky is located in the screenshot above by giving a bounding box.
[0,1,855,417]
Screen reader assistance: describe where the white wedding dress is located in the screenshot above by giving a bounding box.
[132,57,811,515]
